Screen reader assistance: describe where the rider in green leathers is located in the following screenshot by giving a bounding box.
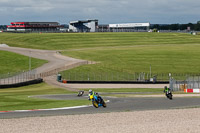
[164,86,171,94]
[88,89,97,100]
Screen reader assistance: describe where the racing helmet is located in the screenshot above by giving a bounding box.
[89,89,92,94]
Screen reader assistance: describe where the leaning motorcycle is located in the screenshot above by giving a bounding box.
[90,94,106,108]
[165,90,173,100]
[77,90,84,97]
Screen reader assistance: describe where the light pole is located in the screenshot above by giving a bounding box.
[169,73,173,90]
[29,51,31,71]
[150,64,151,79]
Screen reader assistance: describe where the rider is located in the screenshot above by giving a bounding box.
[88,89,102,102]
[77,90,84,97]
[88,89,96,100]
[163,86,171,95]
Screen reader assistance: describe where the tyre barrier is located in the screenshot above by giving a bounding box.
[62,80,67,83]
[0,78,43,89]
[184,89,200,93]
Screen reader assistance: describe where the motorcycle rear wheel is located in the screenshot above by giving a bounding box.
[102,101,106,108]
[167,94,173,100]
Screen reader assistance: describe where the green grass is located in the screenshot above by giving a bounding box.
[0,83,90,111]
[0,51,47,75]
[0,32,200,50]
[1,32,200,80]
[60,44,200,80]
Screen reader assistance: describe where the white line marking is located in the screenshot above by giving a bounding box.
[0,100,110,113]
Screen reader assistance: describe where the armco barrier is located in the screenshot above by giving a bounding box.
[0,78,43,89]
[63,81,169,84]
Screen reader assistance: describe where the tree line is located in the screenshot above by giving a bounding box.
[151,21,200,31]
[0,25,7,30]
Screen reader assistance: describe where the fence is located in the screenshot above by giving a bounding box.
[0,70,39,85]
[186,76,200,89]
[170,76,200,91]
[59,72,198,82]
[0,61,88,85]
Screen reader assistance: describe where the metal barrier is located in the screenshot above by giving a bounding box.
[0,70,38,85]
[170,76,200,91]
[0,61,88,85]
[59,72,199,82]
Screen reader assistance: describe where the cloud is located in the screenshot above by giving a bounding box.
[0,0,200,24]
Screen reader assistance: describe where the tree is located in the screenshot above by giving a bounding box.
[187,23,194,30]
[169,24,179,30]
[0,25,7,30]
[194,23,200,31]
[151,24,160,30]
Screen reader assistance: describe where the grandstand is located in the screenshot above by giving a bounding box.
[7,22,62,32]
[69,19,98,32]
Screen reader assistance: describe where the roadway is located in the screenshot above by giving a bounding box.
[1,94,200,119]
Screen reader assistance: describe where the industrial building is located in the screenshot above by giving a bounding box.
[69,19,98,32]
[7,22,62,32]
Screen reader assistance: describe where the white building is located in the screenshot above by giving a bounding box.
[109,22,150,32]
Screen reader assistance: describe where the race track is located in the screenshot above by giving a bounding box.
[1,46,200,119]
[1,94,200,119]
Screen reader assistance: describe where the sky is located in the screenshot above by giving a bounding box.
[0,0,199,25]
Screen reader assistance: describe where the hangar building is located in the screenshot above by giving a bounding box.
[7,22,62,32]
[69,19,98,32]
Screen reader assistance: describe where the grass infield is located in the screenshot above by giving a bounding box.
[0,83,90,111]
[0,51,47,75]
[1,32,200,79]
[0,32,200,50]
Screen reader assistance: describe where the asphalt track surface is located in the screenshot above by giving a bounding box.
[1,94,200,119]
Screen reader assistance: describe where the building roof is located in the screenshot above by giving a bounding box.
[70,19,98,24]
[7,22,61,28]
[109,23,150,28]
[10,22,59,25]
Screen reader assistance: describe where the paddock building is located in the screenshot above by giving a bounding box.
[7,22,62,32]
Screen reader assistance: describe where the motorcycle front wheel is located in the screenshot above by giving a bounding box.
[92,100,99,108]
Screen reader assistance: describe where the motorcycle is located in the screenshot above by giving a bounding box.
[165,90,173,100]
[77,90,84,97]
[89,94,106,108]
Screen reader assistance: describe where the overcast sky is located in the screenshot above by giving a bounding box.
[0,0,199,25]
